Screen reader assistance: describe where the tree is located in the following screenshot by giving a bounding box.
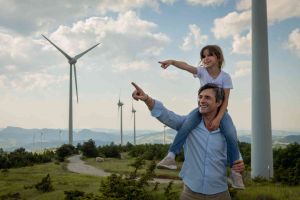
[81,139,98,158]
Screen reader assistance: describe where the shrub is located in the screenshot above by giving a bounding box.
[56,144,77,161]
[273,143,300,185]
[35,174,54,193]
[97,143,121,158]
[99,157,156,200]
[0,148,53,169]
[81,139,99,158]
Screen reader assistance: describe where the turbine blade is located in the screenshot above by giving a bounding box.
[42,34,72,61]
[74,64,79,103]
[74,43,101,60]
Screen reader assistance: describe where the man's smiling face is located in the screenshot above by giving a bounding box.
[198,88,222,115]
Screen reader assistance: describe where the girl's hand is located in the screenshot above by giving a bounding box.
[158,60,173,69]
[208,117,221,131]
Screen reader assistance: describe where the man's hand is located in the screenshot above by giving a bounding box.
[131,82,155,110]
[131,82,148,101]
[158,60,173,69]
[232,160,245,173]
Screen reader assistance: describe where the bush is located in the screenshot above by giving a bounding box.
[99,157,156,200]
[56,144,77,161]
[0,148,54,169]
[0,192,21,200]
[98,143,121,158]
[273,143,300,185]
[81,139,99,158]
[35,174,54,193]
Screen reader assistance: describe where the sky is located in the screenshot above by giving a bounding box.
[0,0,299,132]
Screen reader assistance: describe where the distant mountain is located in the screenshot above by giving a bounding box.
[0,126,299,151]
[278,135,300,143]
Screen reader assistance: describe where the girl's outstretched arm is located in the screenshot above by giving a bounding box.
[159,60,197,75]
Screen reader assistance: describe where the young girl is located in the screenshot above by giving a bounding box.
[157,45,245,189]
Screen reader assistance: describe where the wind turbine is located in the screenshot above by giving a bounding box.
[131,101,136,145]
[117,98,124,146]
[42,34,100,145]
[163,125,167,144]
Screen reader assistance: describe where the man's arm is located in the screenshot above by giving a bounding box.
[131,82,186,130]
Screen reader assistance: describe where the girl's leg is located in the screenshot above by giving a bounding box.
[220,112,240,166]
[169,107,202,155]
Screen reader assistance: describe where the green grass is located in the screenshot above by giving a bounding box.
[232,181,300,200]
[0,161,182,200]
[1,157,300,200]
[0,162,103,199]
[84,156,182,179]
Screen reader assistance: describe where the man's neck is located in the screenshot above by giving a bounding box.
[202,111,218,130]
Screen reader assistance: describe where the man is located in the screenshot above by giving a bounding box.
[131,82,244,200]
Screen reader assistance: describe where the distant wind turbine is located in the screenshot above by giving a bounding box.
[163,125,167,144]
[131,101,136,145]
[117,97,124,146]
[42,34,100,145]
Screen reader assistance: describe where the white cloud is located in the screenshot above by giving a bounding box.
[160,70,179,80]
[0,73,68,91]
[113,60,150,72]
[0,10,170,91]
[186,0,225,6]
[161,0,176,4]
[285,28,300,57]
[236,0,251,11]
[43,11,170,71]
[232,31,251,54]
[180,24,208,51]
[236,0,300,22]
[96,0,160,14]
[231,60,251,79]
[212,10,251,39]
[0,0,176,35]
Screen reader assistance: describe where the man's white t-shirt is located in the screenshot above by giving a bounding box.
[196,66,233,89]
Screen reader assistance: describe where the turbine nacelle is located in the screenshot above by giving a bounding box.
[68,59,77,65]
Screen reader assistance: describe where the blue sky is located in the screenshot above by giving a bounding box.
[0,0,299,132]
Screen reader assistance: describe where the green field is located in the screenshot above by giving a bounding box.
[0,161,181,200]
[84,156,181,179]
[1,157,300,200]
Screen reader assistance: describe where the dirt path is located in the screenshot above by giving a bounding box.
[66,155,182,184]
[67,154,110,177]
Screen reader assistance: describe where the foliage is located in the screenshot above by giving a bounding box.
[164,181,178,200]
[128,144,168,160]
[99,157,156,200]
[239,142,251,167]
[35,173,54,193]
[80,139,99,158]
[64,190,103,200]
[0,148,54,169]
[97,142,121,158]
[0,192,22,200]
[56,144,77,161]
[273,143,300,185]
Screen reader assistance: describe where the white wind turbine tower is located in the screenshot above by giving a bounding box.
[163,125,167,144]
[117,98,124,146]
[131,101,136,145]
[42,34,100,145]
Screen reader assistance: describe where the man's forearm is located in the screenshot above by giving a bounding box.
[144,94,155,110]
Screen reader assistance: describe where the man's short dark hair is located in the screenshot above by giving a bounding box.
[198,83,224,103]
